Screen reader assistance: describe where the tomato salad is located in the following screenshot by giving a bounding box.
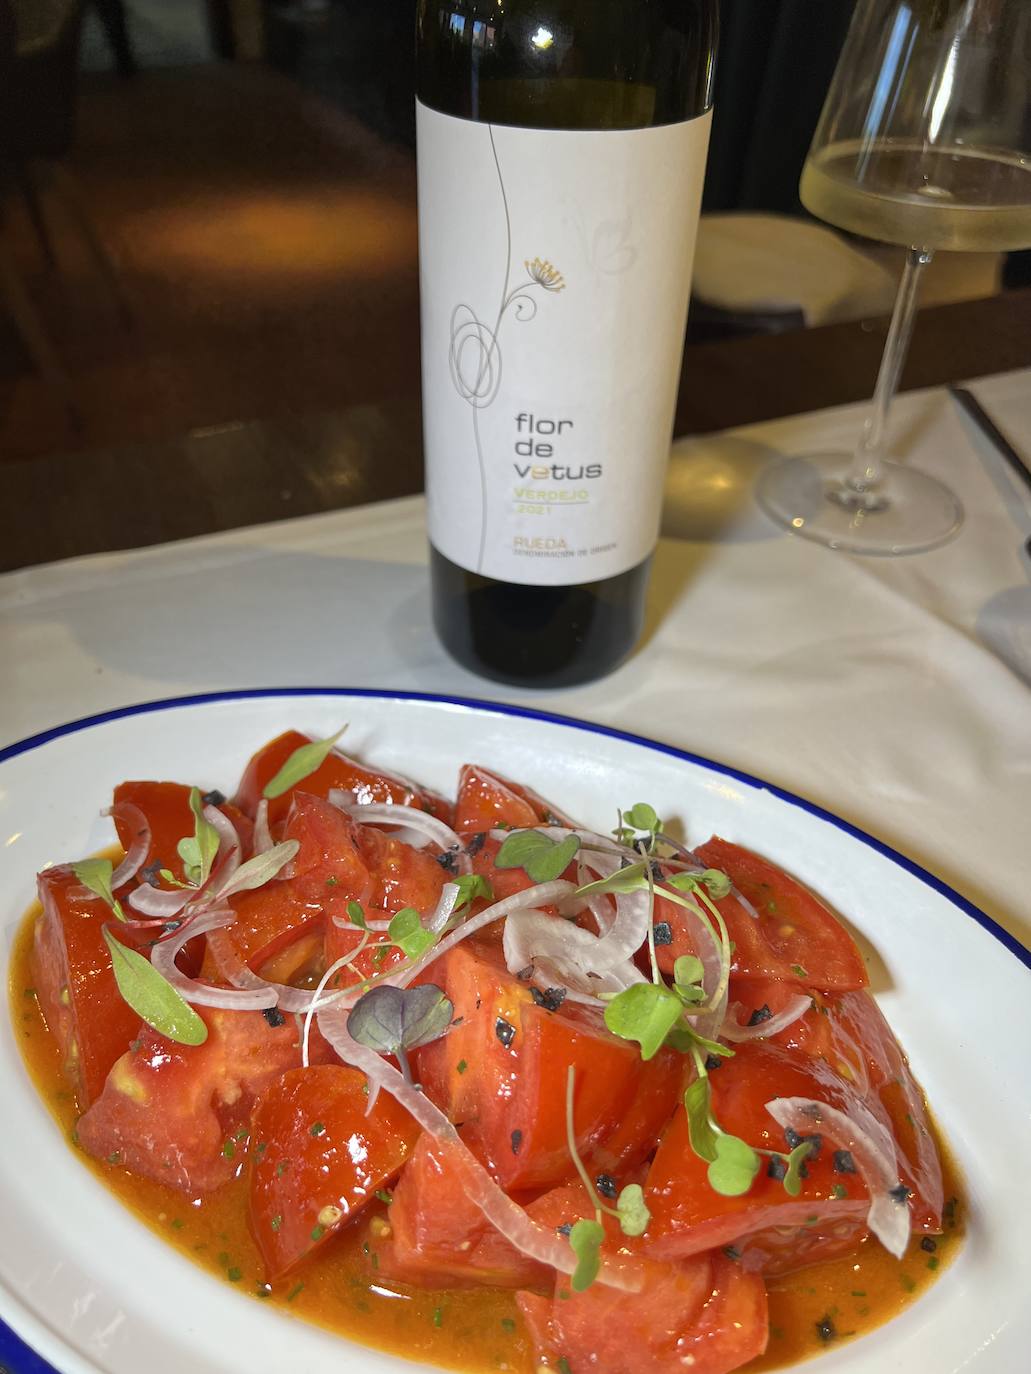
[17,729,952,1374]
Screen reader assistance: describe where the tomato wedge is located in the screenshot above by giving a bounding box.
[234,730,453,825]
[655,838,868,992]
[217,793,372,974]
[827,990,943,1232]
[113,780,252,883]
[77,1006,323,1193]
[31,866,141,1108]
[518,1251,767,1374]
[375,1134,549,1290]
[646,1041,874,1273]
[249,1065,418,1280]
[412,939,646,1190]
[454,764,575,834]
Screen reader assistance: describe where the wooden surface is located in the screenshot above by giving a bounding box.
[4,288,1030,574]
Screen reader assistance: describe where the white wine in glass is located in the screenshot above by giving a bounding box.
[758,0,1031,556]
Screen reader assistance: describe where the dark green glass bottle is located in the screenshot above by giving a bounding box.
[417,1,718,687]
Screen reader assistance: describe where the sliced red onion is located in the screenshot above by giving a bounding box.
[722,994,813,1043]
[331,912,392,933]
[205,926,353,1015]
[388,879,577,989]
[149,908,278,1010]
[301,952,363,1068]
[427,881,461,934]
[502,910,646,1004]
[317,1009,644,1294]
[253,799,274,856]
[765,1096,910,1258]
[128,882,193,918]
[654,883,728,1039]
[107,803,151,890]
[329,795,469,872]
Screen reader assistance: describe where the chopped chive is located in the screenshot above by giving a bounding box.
[456,1059,468,1075]
[432,1307,443,1328]
[500,1317,517,1333]
[311,1224,326,1242]
[927,1256,939,1271]
[375,1189,393,1205]
[227,1267,242,1283]
[287,1282,304,1302]
[310,1121,326,1137]
[270,1215,282,1233]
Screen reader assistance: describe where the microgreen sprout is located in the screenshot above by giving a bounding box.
[176,787,221,887]
[562,1066,651,1290]
[102,927,207,1046]
[72,857,125,920]
[450,872,494,916]
[348,984,452,1083]
[684,1056,815,1198]
[262,727,347,801]
[613,802,663,852]
[495,829,581,883]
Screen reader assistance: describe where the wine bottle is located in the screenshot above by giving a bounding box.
[416,0,718,686]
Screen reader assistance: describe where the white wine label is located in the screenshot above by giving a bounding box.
[418,101,711,585]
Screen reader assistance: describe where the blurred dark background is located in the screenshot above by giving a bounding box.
[0,0,1024,464]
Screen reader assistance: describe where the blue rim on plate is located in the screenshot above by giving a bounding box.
[2,686,1028,1374]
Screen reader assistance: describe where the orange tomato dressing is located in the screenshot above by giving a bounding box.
[9,903,963,1372]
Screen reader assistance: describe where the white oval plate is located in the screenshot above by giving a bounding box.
[1,689,1028,1374]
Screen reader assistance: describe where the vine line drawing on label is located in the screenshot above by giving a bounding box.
[448,127,565,574]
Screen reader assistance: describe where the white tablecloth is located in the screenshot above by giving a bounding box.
[2,370,1029,947]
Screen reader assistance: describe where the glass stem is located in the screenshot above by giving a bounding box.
[846,246,933,498]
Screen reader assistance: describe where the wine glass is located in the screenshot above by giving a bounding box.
[756,0,1031,555]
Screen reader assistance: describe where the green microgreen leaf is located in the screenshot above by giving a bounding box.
[451,872,493,913]
[388,907,437,961]
[158,868,191,889]
[495,829,580,883]
[708,1133,762,1197]
[176,787,221,887]
[684,1076,720,1163]
[213,840,299,901]
[72,858,125,920]
[672,954,706,1004]
[262,728,346,800]
[701,868,732,900]
[568,1218,604,1292]
[615,1183,650,1237]
[625,802,661,833]
[348,984,452,1056]
[347,900,368,929]
[575,860,649,900]
[782,1141,815,1197]
[603,982,683,1061]
[102,927,207,1045]
[673,954,704,985]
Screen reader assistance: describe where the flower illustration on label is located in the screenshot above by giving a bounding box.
[524,257,566,292]
[448,129,566,575]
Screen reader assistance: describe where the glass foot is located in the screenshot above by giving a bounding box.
[756,453,963,555]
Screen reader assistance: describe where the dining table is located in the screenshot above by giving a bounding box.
[1,288,1029,1373]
